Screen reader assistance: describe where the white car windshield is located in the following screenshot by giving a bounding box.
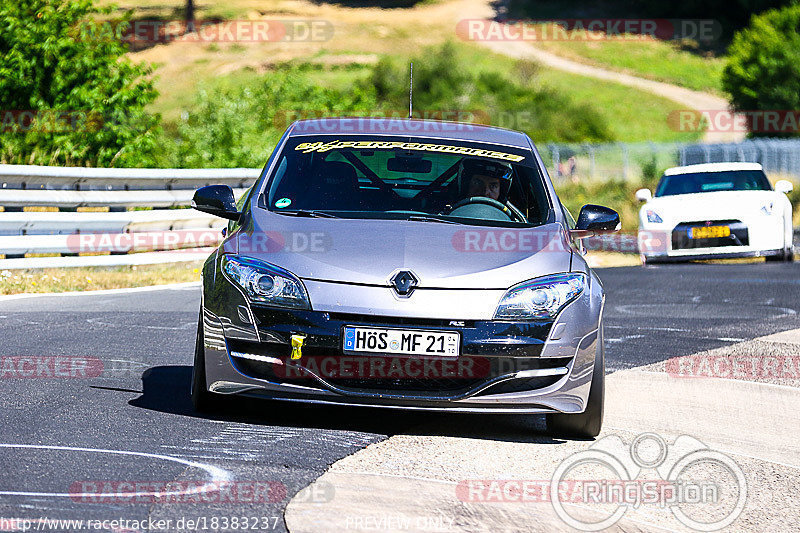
[655,170,772,197]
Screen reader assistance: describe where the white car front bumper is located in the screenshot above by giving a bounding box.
[639,213,787,261]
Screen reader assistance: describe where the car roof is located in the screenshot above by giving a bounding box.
[664,162,763,176]
[287,118,532,149]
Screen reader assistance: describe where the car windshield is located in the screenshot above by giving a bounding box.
[259,135,551,227]
[655,170,772,197]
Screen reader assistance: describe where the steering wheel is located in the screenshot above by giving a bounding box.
[447,197,527,223]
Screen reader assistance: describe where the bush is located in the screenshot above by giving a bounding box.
[722,5,800,137]
[0,0,161,167]
[364,42,613,143]
[556,179,652,232]
[161,67,379,168]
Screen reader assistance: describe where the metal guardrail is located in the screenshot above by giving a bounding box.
[0,210,225,235]
[543,138,800,182]
[0,164,259,188]
[0,164,258,268]
[0,230,225,256]
[0,249,216,270]
[1,189,240,208]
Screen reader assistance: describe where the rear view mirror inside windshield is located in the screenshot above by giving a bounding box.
[387,156,432,174]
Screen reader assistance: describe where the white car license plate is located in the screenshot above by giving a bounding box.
[343,326,460,357]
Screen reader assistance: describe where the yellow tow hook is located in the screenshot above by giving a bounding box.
[290,334,306,360]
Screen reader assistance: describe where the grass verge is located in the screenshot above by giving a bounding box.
[531,30,725,94]
[0,261,203,295]
[584,251,641,268]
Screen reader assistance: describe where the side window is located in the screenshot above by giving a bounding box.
[267,157,288,206]
[561,202,576,229]
[227,185,253,233]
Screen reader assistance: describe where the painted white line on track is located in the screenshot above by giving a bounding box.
[607,326,689,332]
[0,281,200,302]
[0,443,230,498]
[86,317,196,330]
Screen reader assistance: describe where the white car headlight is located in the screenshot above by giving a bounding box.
[222,255,310,309]
[645,209,663,224]
[494,273,586,320]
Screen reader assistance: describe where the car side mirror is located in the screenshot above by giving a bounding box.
[635,188,652,202]
[571,204,620,238]
[192,185,241,221]
[775,180,794,194]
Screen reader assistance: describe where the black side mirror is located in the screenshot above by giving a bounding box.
[191,185,240,221]
[574,204,620,233]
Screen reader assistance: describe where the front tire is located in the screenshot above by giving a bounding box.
[191,309,217,413]
[546,327,605,439]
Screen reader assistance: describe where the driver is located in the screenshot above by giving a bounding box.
[457,158,513,202]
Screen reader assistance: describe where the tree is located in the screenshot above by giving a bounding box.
[722,5,800,137]
[186,0,195,25]
[0,0,160,166]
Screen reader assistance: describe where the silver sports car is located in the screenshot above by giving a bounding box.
[190,118,619,438]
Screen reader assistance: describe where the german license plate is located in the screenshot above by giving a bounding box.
[691,226,730,239]
[343,326,460,357]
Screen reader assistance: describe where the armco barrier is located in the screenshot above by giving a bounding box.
[0,164,258,268]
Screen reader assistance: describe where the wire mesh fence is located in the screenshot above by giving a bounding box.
[541,138,800,183]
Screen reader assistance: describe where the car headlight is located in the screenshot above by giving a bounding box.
[221,255,310,309]
[645,210,663,223]
[494,273,586,320]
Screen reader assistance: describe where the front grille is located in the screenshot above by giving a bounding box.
[672,220,748,250]
[228,339,571,397]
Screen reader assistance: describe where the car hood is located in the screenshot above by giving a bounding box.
[234,210,573,289]
[645,190,780,220]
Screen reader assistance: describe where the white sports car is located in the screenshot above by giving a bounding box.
[637,162,794,263]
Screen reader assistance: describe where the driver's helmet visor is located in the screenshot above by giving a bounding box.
[459,158,514,201]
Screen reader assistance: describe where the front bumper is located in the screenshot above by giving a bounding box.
[639,215,786,261]
[200,257,604,414]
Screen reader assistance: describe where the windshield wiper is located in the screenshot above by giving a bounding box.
[404,215,460,225]
[275,210,339,218]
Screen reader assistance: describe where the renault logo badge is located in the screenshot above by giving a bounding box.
[390,270,418,297]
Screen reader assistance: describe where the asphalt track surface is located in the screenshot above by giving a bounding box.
[1,262,799,532]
